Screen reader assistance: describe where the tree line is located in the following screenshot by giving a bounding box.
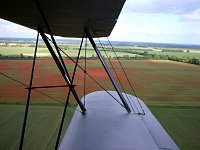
[0,50,199,66]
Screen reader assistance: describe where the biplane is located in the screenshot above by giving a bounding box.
[0,0,179,149]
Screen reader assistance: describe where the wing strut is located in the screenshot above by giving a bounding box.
[19,0,87,149]
[85,29,131,113]
[19,31,39,150]
[19,0,130,149]
[38,28,86,113]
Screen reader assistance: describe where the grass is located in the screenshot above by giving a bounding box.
[0,104,199,150]
[0,104,74,150]
[0,47,48,56]
[0,46,137,58]
[148,51,200,59]
[149,106,200,150]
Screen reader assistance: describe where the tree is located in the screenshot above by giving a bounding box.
[143,51,148,55]
[20,53,24,58]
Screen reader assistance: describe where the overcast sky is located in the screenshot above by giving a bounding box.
[0,0,199,44]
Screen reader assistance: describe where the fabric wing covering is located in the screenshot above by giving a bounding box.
[0,0,126,37]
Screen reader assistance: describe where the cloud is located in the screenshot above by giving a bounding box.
[181,9,200,21]
[123,0,200,15]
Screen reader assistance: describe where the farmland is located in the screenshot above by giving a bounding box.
[0,104,74,149]
[1,59,200,104]
[0,39,200,150]
[0,46,139,58]
[1,41,200,61]
[0,59,200,150]
[150,106,200,150]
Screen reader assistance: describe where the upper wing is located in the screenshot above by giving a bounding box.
[0,0,126,37]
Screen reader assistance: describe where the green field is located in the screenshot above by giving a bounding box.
[0,105,199,150]
[0,59,200,149]
[2,45,200,59]
[150,106,200,150]
[0,46,138,58]
[0,104,74,150]
[148,51,200,59]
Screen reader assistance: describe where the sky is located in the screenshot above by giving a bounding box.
[0,0,200,45]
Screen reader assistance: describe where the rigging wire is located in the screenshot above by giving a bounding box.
[87,19,144,114]
[0,36,143,114]
[87,20,135,112]
[46,35,124,107]
[54,32,86,150]
[41,35,84,113]
[89,28,135,113]
[0,70,116,114]
[0,51,83,114]
[104,32,145,114]
[0,72,93,113]
[61,49,124,107]
[0,72,64,105]
[19,32,39,150]
[83,37,87,106]
[0,72,84,114]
